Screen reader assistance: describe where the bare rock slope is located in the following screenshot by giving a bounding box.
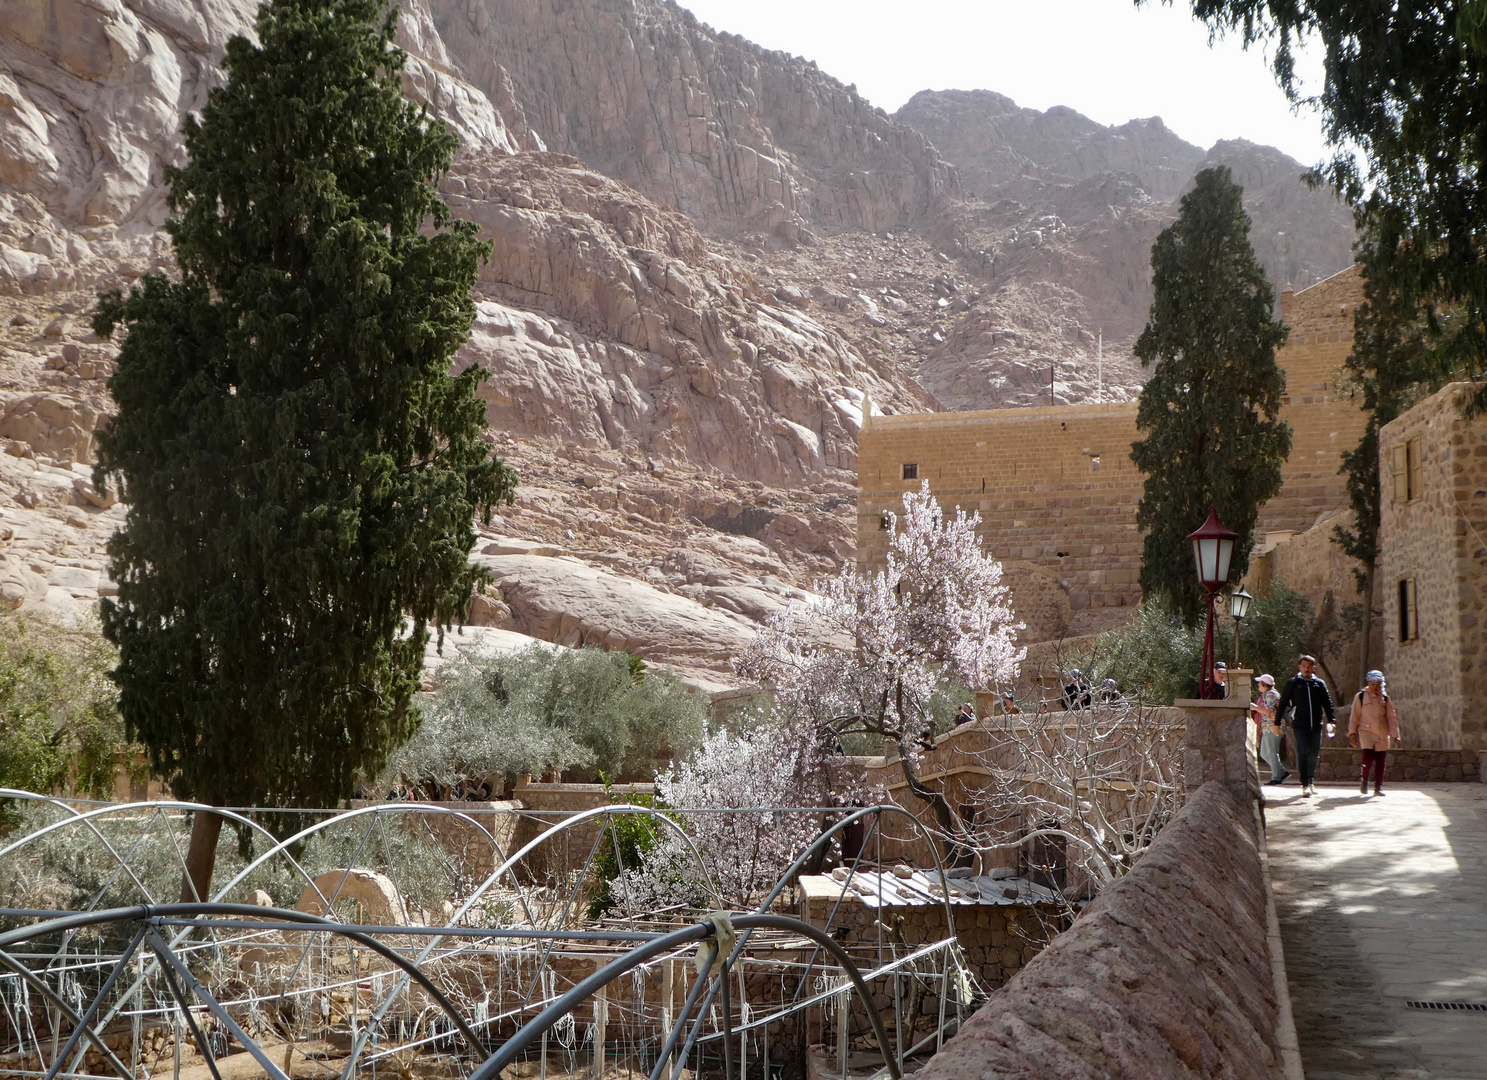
[892,89,1357,410]
[0,0,1361,679]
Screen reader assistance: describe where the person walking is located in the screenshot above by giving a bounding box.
[1348,670,1400,796]
[1276,654,1335,797]
[1251,673,1287,785]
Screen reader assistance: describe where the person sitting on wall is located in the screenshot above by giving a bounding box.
[1000,691,1021,715]
[1062,669,1092,711]
[1210,660,1230,699]
[954,702,976,726]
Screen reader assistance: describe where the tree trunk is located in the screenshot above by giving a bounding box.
[1359,562,1376,678]
[180,809,224,903]
[894,740,958,858]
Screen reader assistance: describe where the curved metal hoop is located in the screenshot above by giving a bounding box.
[467,912,904,1080]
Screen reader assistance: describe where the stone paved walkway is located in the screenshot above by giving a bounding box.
[1264,782,1487,1080]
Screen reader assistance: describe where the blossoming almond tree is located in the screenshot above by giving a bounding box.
[736,481,1025,853]
[618,724,821,911]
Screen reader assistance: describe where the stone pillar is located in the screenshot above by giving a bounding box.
[1178,696,1260,808]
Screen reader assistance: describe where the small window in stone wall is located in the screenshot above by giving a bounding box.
[1398,577,1419,643]
[902,462,918,480]
[1090,455,1101,472]
[1392,437,1423,502]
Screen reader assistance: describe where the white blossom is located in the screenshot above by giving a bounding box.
[617,725,820,910]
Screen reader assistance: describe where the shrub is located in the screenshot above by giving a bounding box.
[380,645,706,795]
[1078,583,1312,703]
[0,616,127,810]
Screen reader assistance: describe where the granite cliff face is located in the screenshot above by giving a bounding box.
[0,0,1359,677]
[891,89,1358,410]
[427,0,956,241]
[896,88,1206,199]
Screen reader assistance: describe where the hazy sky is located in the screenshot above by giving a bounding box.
[678,0,1332,167]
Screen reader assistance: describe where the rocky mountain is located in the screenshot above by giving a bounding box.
[896,89,1206,199]
[427,0,955,240]
[0,0,1360,681]
[891,89,1358,410]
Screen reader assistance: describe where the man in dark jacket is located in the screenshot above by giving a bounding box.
[1277,654,1335,797]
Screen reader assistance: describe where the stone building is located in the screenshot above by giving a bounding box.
[856,265,1367,642]
[1377,382,1487,750]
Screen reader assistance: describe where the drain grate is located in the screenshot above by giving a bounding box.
[1405,1000,1487,1012]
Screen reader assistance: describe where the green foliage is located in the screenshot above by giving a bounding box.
[1180,0,1487,409]
[0,617,126,810]
[381,645,707,794]
[1079,583,1311,703]
[587,785,663,919]
[91,0,515,820]
[1130,166,1291,624]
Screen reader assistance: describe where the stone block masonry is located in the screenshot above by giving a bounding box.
[857,267,1368,630]
[910,781,1286,1080]
[1379,382,1487,752]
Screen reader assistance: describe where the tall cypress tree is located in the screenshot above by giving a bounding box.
[1130,166,1291,625]
[92,0,515,900]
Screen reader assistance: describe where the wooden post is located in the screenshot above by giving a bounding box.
[593,965,607,1078]
[838,973,849,1080]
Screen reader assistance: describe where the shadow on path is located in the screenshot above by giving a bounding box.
[1265,783,1487,1080]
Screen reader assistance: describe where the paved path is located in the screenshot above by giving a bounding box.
[1264,782,1487,1080]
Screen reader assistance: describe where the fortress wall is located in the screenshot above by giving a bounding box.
[857,266,1367,633]
[1264,265,1367,537]
[856,402,1146,637]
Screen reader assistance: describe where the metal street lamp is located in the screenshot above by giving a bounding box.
[1229,586,1254,667]
[1189,508,1238,699]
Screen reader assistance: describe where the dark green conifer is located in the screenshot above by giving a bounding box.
[1130,166,1291,624]
[92,0,514,899]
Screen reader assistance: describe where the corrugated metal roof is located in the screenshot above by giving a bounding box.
[798,868,1062,907]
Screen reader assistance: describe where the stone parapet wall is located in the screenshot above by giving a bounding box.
[910,781,1284,1080]
[1313,747,1481,783]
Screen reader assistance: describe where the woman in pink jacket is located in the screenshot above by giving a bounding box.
[1348,670,1400,796]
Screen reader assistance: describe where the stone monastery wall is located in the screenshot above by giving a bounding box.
[1378,383,1487,751]
[857,266,1367,633]
[857,402,1146,639]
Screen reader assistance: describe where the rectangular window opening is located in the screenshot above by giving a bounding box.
[901,462,918,480]
[1398,578,1419,643]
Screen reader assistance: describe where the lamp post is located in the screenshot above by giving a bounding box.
[1189,508,1238,699]
[1229,586,1254,667]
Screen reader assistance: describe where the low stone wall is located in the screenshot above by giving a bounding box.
[1313,747,1481,783]
[912,781,1284,1080]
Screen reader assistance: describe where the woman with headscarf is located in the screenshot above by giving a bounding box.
[1348,670,1401,796]
[1251,673,1287,785]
